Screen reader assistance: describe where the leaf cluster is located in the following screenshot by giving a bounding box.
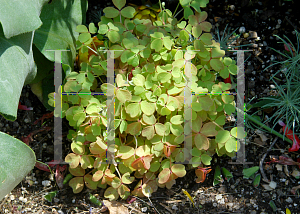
[48,0,242,200]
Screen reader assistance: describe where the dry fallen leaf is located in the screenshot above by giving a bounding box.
[103,200,129,214]
[262,181,277,191]
[254,137,266,146]
[255,129,269,142]
[291,169,300,178]
[275,164,282,171]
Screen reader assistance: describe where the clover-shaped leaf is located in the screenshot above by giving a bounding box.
[231,127,246,139]
[69,177,84,193]
[103,7,119,18]
[225,137,240,152]
[121,172,135,184]
[104,187,119,201]
[65,153,80,168]
[116,89,132,104]
[92,170,104,182]
[121,6,136,18]
[142,126,155,140]
[215,130,230,144]
[140,101,156,116]
[171,164,186,177]
[84,174,98,190]
[158,168,171,184]
[113,0,125,10]
[170,115,184,125]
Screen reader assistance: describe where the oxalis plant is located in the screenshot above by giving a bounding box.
[48,0,243,200]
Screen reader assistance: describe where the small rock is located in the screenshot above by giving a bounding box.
[219,198,225,204]
[227,202,234,207]
[10,195,15,201]
[248,81,255,89]
[42,180,51,187]
[250,211,257,214]
[141,207,147,212]
[19,196,27,203]
[239,27,246,34]
[24,118,31,123]
[172,205,178,210]
[286,197,293,203]
[218,186,227,193]
[13,121,19,128]
[216,194,222,200]
[213,202,218,207]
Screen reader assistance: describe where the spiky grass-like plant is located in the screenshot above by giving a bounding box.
[213,24,250,51]
[260,74,300,135]
[267,30,300,82]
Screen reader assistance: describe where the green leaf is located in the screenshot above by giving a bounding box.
[170,124,184,136]
[44,191,58,202]
[73,112,86,127]
[243,166,259,179]
[104,187,119,200]
[184,6,194,19]
[210,59,224,71]
[120,120,127,134]
[0,0,47,39]
[224,103,235,115]
[103,7,119,18]
[88,23,98,34]
[177,21,186,29]
[0,132,36,200]
[201,154,212,165]
[190,1,201,12]
[126,103,141,118]
[98,24,108,34]
[121,172,134,184]
[69,177,84,193]
[107,30,120,43]
[151,38,163,52]
[142,126,155,140]
[155,123,166,136]
[163,37,172,50]
[201,122,217,136]
[215,130,230,144]
[213,166,222,186]
[195,134,209,150]
[0,31,37,120]
[158,168,171,184]
[126,122,141,135]
[121,6,136,18]
[225,137,239,152]
[180,0,192,7]
[35,0,86,66]
[141,101,156,116]
[200,33,212,45]
[116,89,132,104]
[113,0,125,10]
[171,164,186,177]
[170,115,184,125]
[228,64,238,75]
[76,25,88,33]
[231,127,246,139]
[253,174,261,188]
[132,74,145,86]
[157,72,172,83]
[221,167,233,181]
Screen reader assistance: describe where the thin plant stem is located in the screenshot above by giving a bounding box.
[236,108,293,145]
